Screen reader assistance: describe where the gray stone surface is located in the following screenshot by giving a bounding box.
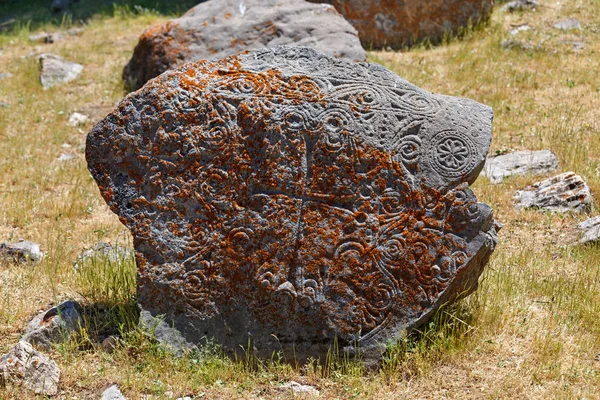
[29,31,64,43]
[515,172,592,212]
[73,242,134,271]
[577,216,600,244]
[0,101,9,108]
[0,72,13,80]
[39,54,83,89]
[0,240,44,263]
[553,18,582,31]
[139,309,196,356]
[483,150,559,184]
[122,0,366,91]
[21,300,82,350]
[279,381,320,395]
[88,46,498,365]
[101,384,126,400]
[502,0,540,12]
[0,340,60,396]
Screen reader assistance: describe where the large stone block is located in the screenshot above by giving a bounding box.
[123,0,366,91]
[88,46,498,364]
[307,0,495,49]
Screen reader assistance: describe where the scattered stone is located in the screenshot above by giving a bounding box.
[510,23,533,36]
[29,31,64,43]
[101,335,120,353]
[0,72,13,80]
[0,341,60,396]
[176,397,193,400]
[21,300,82,350]
[553,18,582,31]
[39,54,83,89]
[279,381,320,396]
[0,240,44,263]
[483,150,559,184]
[572,41,585,51]
[502,0,540,12]
[67,112,90,126]
[515,172,592,213]
[73,242,134,271]
[51,0,78,13]
[0,101,9,108]
[65,27,85,36]
[501,39,533,50]
[576,216,600,245]
[308,0,494,49]
[57,153,77,162]
[101,384,126,400]
[122,0,366,91]
[88,46,498,365]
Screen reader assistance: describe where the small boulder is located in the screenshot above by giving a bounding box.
[29,31,64,43]
[21,300,83,350]
[515,172,592,213]
[502,0,540,12]
[67,112,90,127]
[0,340,60,396]
[0,240,44,263]
[39,54,83,89]
[73,242,134,271]
[101,384,127,400]
[483,150,559,184]
[553,18,582,31]
[577,216,600,245]
[279,381,320,396]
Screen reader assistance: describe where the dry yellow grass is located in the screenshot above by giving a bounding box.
[0,1,599,398]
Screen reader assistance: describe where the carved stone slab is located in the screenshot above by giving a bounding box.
[123,0,366,91]
[87,46,498,364]
[307,0,494,49]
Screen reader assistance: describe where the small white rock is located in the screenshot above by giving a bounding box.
[279,381,320,396]
[102,384,127,400]
[484,150,559,184]
[0,240,44,263]
[67,112,89,126]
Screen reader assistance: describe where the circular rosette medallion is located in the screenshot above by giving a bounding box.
[428,130,478,178]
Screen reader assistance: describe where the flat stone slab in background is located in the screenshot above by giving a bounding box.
[22,300,83,350]
[0,240,44,263]
[515,172,592,212]
[307,0,494,49]
[577,216,600,244]
[502,0,540,12]
[0,341,60,396]
[88,46,498,364]
[553,18,582,31]
[483,150,559,184]
[123,0,366,91]
[39,54,83,89]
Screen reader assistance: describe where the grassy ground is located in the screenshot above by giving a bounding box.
[1,0,600,398]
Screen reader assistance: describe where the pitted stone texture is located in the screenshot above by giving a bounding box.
[123,0,366,91]
[0,240,43,263]
[307,0,494,49]
[0,341,60,396]
[577,216,600,245]
[515,172,592,213]
[88,46,497,364]
[483,150,559,184]
[22,300,82,350]
[39,54,83,89]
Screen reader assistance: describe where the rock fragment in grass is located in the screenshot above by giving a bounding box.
[279,381,320,396]
[501,39,534,50]
[0,101,9,108]
[577,216,600,244]
[73,242,134,271]
[0,340,60,396]
[29,31,64,43]
[502,0,540,12]
[21,300,83,350]
[515,172,592,212]
[88,46,498,365]
[122,0,366,91]
[57,153,77,162]
[67,112,90,127]
[0,240,44,263]
[0,72,13,80]
[39,54,83,89]
[553,18,582,31]
[510,23,533,35]
[483,150,559,184]
[101,384,126,400]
